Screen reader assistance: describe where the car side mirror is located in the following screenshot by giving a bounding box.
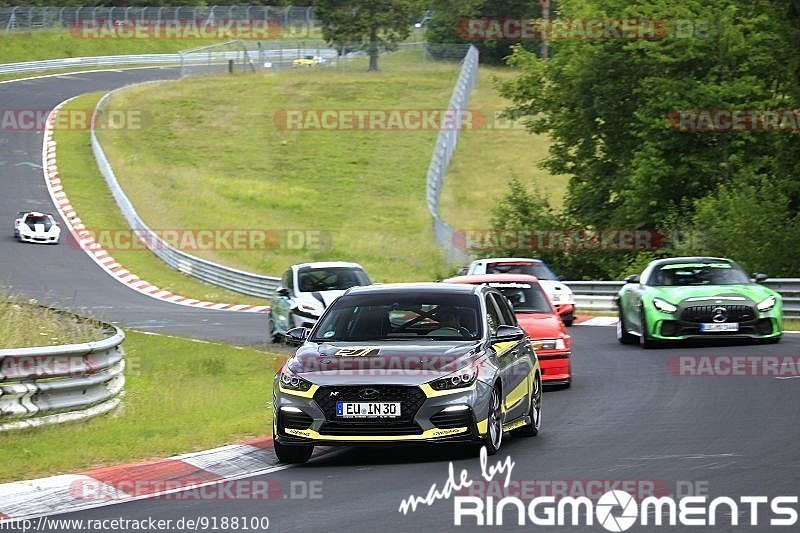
[285,327,309,346]
[493,325,525,342]
[276,287,290,297]
[624,274,640,284]
[753,273,768,283]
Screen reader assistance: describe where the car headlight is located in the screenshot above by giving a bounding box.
[279,368,313,392]
[652,297,677,313]
[757,296,776,312]
[429,365,478,391]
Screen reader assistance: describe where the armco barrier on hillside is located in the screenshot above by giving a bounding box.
[0,313,125,431]
[426,44,478,265]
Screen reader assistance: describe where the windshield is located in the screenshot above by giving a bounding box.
[25,215,52,230]
[297,267,371,292]
[487,282,554,313]
[311,292,482,342]
[649,262,751,286]
[485,261,557,280]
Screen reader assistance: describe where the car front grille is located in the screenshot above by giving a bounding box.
[313,385,426,424]
[680,305,755,323]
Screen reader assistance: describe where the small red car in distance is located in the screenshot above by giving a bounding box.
[443,274,572,387]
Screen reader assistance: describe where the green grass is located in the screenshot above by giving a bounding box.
[440,66,568,231]
[54,94,267,305]
[98,54,461,282]
[0,294,105,348]
[0,330,280,482]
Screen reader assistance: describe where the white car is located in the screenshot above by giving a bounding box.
[13,211,61,244]
[465,257,576,326]
[268,261,372,342]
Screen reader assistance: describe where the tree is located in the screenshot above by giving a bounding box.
[495,0,800,277]
[425,0,542,64]
[313,0,422,71]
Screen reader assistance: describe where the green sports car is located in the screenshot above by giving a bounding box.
[617,257,782,347]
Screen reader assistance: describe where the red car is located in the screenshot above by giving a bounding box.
[443,274,572,387]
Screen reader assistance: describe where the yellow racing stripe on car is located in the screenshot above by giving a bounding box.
[420,382,477,398]
[493,341,517,355]
[476,418,488,436]
[284,426,468,441]
[505,378,529,409]
[279,383,319,398]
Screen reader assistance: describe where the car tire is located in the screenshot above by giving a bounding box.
[763,335,781,344]
[514,373,542,437]
[640,310,657,349]
[482,385,504,455]
[274,440,313,464]
[617,305,638,345]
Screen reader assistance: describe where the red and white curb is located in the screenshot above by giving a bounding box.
[573,315,619,326]
[0,437,283,522]
[41,99,269,314]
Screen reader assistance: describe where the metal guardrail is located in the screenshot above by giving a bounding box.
[0,47,337,77]
[0,313,125,432]
[426,44,478,264]
[2,5,316,32]
[566,280,800,319]
[90,87,281,299]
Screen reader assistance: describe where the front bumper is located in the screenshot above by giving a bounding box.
[647,314,781,341]
[273,381,492,446]
[18,233,59,244]
[538,350,571,384]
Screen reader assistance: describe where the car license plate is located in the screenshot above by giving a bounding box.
[336,402,400,418]
[700,323,739,332]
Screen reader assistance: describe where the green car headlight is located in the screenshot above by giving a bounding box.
[652,298,677,313]
[757,296,776,312]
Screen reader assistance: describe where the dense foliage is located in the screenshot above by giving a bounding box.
[492,0,800,279]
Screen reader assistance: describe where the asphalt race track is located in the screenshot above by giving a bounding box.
[0,68,268,345]
[46,328,800,532]
[2,69,799,532]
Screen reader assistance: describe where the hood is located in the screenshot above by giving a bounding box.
[286,340,482,386]
[649,284,776,304]
[515,313,567,339]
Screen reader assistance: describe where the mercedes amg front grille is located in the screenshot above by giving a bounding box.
[681,305,755,323]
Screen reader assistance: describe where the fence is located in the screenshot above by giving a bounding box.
[90,86,281,299]
[425,44,478,264]
[1,5,316,33]
[0,312,125,431]
[566,280,800,319]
